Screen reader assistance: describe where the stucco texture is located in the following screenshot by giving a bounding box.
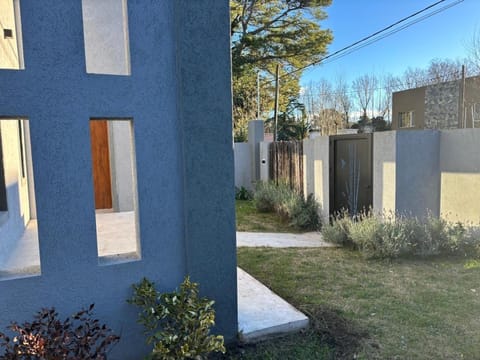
[0,1,237,358]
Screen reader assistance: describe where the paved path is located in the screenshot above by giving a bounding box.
[236,231,336,248]
[236,231,335,343]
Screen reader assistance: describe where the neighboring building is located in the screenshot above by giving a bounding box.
[392,75,480,130]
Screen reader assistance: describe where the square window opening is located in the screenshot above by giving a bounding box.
[399,111,414,128]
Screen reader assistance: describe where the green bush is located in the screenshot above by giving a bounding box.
[253,181,278,213]
[128,276,225,360]
[289,194,322,231]
[353,216,417,259]
[0,304,119,359]
[235,186,253,201]
[254,181,322,231]
[322,212,480,259]
[321,213,354,247]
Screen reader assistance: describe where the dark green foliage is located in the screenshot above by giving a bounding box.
[128,277,225,360]
[0,304,119,359]
[266,99,311,141]
[322,212,480,259]
[254,181,322,231]
[235,186,253,201]
[289,193,322,231]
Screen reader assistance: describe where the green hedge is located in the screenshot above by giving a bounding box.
[322,212,480,259]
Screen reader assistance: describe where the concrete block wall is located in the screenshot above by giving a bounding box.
[373,131,396,215]
[234,120,265,190]
[439,129,480,223]
[301,130,480,224]
[0,1,237,359]
[302,136,329,220]
[395,130,440,218]
[234,143,252,190]
[373,130,478,223]
[374,130,440,218]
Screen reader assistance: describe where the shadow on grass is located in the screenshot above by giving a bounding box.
[212,305,373,360]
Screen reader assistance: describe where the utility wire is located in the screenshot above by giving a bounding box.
[319,0,464,67]
[260,0,463,86]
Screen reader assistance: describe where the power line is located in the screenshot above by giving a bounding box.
[260,0,463,86]
[319,0,464,67]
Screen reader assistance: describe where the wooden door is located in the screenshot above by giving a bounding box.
[90,120,112,209]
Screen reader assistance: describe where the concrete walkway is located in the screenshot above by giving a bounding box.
[236,231,334,343]
[237,231,335,248]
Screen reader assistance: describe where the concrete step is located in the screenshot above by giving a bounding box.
[237,267,309,343]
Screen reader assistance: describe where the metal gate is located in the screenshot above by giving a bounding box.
[329,134,372,216]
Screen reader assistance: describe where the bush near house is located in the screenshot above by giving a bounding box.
[234,186,253,201]
[322,212,480,259]
[128,276,225,360]
[253,181,322,231]
[0,304,119,359]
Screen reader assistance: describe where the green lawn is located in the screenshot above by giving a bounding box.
[235,200,301,233]
[234,247,480,359]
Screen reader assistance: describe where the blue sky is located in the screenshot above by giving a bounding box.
[301,0,480,86]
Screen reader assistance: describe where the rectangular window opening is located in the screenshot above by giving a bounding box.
[0,0,25,70]
[0,119,40,280]
[82,0,131,75]
[399,111,414,128]
[89,119,140,265]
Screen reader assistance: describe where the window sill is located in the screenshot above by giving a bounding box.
[98,251,141,266]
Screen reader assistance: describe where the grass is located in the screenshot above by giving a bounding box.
[235,247,480,359]
[235,200,301,233]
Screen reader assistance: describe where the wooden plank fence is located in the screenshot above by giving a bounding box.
[269,141,303,193]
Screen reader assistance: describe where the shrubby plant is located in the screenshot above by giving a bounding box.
[253,181,322,231]
[128,276,225,360]
[322,211,480,259]
[234,186,253,201]
[0,304,119,359]
[321,211,354,247]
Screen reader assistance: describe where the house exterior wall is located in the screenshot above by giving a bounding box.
[424,81,459,129]
[392,75,480,130]
[0,1,237,358]
[464,76,480,128]
[391,87,426,130]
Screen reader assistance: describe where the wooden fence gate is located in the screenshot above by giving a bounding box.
[269,141,303,193]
